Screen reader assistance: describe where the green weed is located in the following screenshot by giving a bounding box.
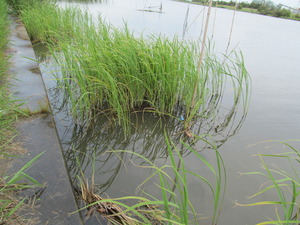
[75,135,225,224]
[0,152,44,223]
[0,1,45,223]
[14,1,251,137]
[243,140,300,224]
[0,0,13,154]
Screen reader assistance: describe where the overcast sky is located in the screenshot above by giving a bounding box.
[268,0,299,7]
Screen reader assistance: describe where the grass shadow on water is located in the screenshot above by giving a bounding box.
[74,135,225,225]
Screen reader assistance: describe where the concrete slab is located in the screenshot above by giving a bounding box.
[8,17,47,113]
[7,16,83,225]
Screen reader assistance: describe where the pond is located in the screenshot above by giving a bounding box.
[36,0,300,224]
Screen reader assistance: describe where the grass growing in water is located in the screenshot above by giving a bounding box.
[75,135,225,224]
[17,2,250,137]
[55,19,250,136]
[243,140,300,225]
[19,1,91,43]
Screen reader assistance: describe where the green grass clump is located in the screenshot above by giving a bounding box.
[20,1,91,43]
[5,0,47,14]
[0,152,44,224]
[0,0,12,151]
[0,1,9,52]
[54,22,249,135]
[16,2,250,136]
[53,22,200,131]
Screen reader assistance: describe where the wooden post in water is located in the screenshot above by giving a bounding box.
[226,0,238,54]
[187,0,213,132]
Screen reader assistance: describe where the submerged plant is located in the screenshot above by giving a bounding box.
[242,140,300,224]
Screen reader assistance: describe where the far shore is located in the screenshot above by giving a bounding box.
[174,0,300,22]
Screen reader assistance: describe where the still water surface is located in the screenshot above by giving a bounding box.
[40,0,300,224]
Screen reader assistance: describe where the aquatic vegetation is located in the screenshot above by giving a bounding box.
[242,140,300,225]
[75,135,225,224]
[55,93,247,196]
[19,1,91,43]
[55,21,249,137]
[16,1,251,137]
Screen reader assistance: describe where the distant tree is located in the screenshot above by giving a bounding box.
[217,1,229,6]
[249,2,261,9]
[228,1,236,6]
[273,8,291,17]
[255,1,276,15]
[239,2,250,8]
[192,0,207,4]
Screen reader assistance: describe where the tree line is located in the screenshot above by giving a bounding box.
[191,0,298,18]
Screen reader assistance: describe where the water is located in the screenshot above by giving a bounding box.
[38,1,300,224]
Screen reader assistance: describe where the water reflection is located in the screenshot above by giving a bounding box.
[33,27,248,220]
[33,0,300,223]
[45,76,247,193]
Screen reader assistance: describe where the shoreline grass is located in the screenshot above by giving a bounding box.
[9,1,300,224]
[7,0,248,224]
[17,1,251,137]
[1,0,13,156]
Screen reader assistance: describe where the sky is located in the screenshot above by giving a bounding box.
[266,0,299,8]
